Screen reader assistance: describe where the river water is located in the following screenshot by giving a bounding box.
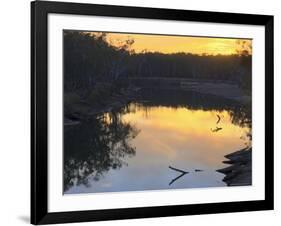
[64,90,251,194]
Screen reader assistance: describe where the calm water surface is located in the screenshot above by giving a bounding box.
[64,92,250,194]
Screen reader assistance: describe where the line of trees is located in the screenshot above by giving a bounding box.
[64,31,252,95]
[64,31,132,94]
[126,52,251,82]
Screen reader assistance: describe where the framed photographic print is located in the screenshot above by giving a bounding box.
[31,0,274,224]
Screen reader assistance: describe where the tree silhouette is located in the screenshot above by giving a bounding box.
[64,113,140,192]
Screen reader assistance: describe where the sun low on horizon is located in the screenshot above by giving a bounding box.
[88,31,252,56]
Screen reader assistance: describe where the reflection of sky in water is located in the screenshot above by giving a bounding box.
[65,105,249,194]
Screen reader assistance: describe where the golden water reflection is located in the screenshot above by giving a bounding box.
[122,104,249,169]
[65,103,250,193]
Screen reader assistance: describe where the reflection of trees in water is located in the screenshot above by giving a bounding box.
[137,88,239,111]
[64,112,139,192]
[229,105,251,128]
[64,89,252,192]
[137,88,252,143]
[229,103,252,146]
[138,89,251,123]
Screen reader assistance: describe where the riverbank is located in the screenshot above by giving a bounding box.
[184,82,251,104]
[126,77,250,104]
[64,84,250,126]
[217,148,252,186]
[64,86,140,125]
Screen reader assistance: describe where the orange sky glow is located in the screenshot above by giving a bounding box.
[89,32,252,56]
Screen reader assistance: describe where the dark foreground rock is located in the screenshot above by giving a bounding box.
[217,148,252,186]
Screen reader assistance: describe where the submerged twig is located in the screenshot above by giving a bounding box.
[169,166,188,174]
[169,173,188,186]
[216,114,221,124]
[168,166,189,186]
[211,127,223,132]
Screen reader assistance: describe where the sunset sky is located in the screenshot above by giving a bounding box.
[89,32,252,55]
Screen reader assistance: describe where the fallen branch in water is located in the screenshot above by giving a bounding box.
[169,173,188,186]
[169,166,189,186]
[216,114,221,124]
[211,127,223,132]
[169,166,188,174]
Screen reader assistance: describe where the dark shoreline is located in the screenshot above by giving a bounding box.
[64,86,140,126]
[217,148,252,186]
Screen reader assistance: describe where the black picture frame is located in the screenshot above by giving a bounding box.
[31,0,274,224]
